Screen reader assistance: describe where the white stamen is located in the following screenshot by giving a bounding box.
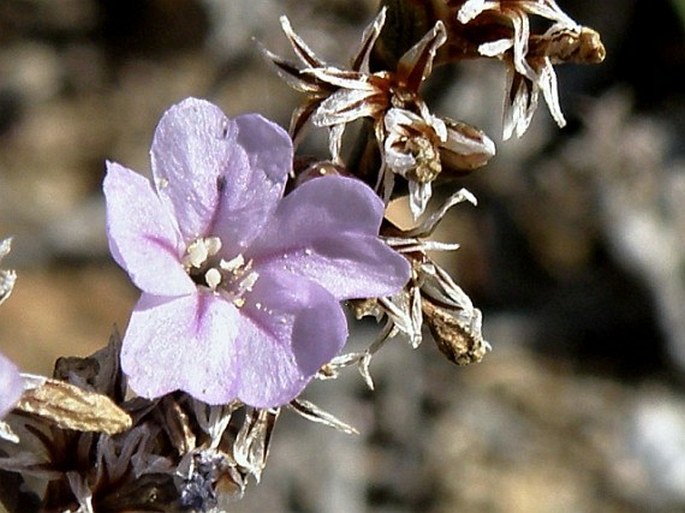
[184,237,223,268]
[205,268,222,290]
[240,271,259,294]
[220,254,246,272]
[186,240,209,268]
[205,236,223,256]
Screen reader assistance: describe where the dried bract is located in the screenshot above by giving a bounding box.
[289,399,358,435]
[233,407,279,482]
[15,376,131,435]
[420,260,490,365]
[0,238,16,306]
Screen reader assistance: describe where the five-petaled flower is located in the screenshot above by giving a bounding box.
[104,98,410,408]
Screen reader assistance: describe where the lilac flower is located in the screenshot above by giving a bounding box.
[104,98,410,408]
[0,352,22,418]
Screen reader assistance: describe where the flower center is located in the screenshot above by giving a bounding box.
[405,135,441,183]
[182,236,259,307]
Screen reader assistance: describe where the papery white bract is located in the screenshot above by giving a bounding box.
[104,98,410,408]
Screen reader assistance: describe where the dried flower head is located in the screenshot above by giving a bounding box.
[264,8,495,217]
[438,0,606,138]
[325,188,490,387]
[382,188,490,361]
[104,97,410,408]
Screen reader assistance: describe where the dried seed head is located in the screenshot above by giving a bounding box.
[266,9,492,217]
[384,107,445,185]
[422,295,490,365]
[381,0,605,139]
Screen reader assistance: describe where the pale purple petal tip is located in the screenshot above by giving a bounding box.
[258,233,410,300]
[235,270,347,408]
[121,293,241,405]
[150,98,236,241]
[0,352,22,418]
[104,162,194,297]
[250,175,410,299]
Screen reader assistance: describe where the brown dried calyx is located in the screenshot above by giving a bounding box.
[422,294,489,365]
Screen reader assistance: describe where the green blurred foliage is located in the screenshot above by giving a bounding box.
[672,0,685,28]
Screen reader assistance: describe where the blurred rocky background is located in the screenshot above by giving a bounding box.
[1,0,684,512]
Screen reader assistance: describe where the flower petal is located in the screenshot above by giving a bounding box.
[235,270,347,408]
[397,21,447,92]
[104,161,194,296]
[212,113,292,254]
[311,87,384,127]
[150,98,235,241]
[248,176,410,299]
[0,352,22,418]
[261,234,411,300]
[121,292,240,404]
[151,99,292,249]
[260,175,386,237]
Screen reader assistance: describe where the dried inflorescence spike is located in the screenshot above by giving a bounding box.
[264,8,495,217]
[0,3,607,510]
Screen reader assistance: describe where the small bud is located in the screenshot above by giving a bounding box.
[530,26,606,65]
